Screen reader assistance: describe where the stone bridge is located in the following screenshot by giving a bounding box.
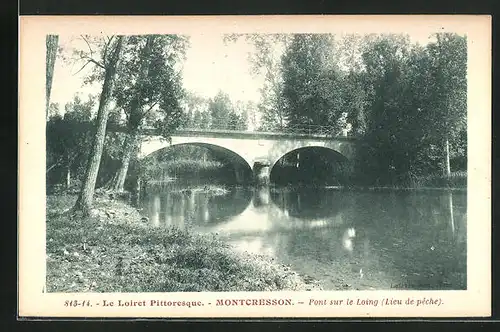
[139,129,358,184]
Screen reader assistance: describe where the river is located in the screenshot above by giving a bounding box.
[140,185,466,290]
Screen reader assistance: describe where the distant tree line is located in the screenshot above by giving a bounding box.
[181,90,250,131]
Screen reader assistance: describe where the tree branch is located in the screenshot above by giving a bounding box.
[102,35,116,68]
[73,59,92,75]
[80,56,105,70]
[46,156,65,173]
[46,161,62,173]
[143,99,160,117]
[80,35,94,58]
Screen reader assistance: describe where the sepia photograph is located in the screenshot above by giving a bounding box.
[19,15,491,318]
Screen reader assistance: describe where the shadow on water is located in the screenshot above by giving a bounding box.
[141,183,466,290]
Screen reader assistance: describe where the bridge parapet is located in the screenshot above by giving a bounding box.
[141,127,358,142]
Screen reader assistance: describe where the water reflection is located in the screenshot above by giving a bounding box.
[144,186,252,229]
[270,188,347,219]
[141,186,466,290]
[342,227,356,252]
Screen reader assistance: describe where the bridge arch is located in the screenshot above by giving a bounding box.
[269,146,350,185]
[141,142,254,184]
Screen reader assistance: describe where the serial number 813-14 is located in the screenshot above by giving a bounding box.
[64,300,92,307]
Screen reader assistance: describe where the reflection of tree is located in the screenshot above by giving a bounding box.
[145,187,252,227]
[270,188,347,220]
[353,191,467,289]
[266,190,467,290]
[448,192,455,234]
[204,189,252,224]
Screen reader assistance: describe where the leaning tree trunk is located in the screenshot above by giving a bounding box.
[73,36,124,216]
[113,129,140,192]
[46,35,59,119]
[111,36,155,193]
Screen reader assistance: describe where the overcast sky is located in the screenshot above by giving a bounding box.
[50,32,440,112]
[50,34,264,110]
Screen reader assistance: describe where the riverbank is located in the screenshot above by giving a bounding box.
[269,171,467,191]
[46,193,321,292]
[146,184,230,196]
[271,185,466,192]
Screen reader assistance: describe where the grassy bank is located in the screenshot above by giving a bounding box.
[412,171,467,188]
[46,193,320,292]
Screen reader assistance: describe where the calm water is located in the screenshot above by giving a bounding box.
[141,185,466,290]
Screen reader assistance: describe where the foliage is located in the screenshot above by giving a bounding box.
[46,93,129,190]
[208,91,247,130]
[133,144,238,186]
[235,32,467,186]
[113,35,189,136]
[411,171,467,188]
[46,95,95,187]
[182,91,210,129]
[247,34,289,130]
[52,32,468,189]
[353,33,467,185]
[281,34,340,130]
[141,159,225,181]
[181,91,248,131]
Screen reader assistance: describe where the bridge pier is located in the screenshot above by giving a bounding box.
[253,161,270,186]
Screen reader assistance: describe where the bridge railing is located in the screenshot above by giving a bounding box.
[281,124,341,136]
[176,124,348,137]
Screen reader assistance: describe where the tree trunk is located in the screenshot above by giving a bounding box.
[444,137,451,177]
[66,163,71,189]
[113,130,139,192]
[111,36,155,193]
[46,35,59,119]
[73,36,124,216]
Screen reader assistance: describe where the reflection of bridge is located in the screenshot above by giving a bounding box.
[139,128,358,184]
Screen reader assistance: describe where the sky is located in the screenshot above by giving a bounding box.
[50,32,439,112]
[50,34,264,111]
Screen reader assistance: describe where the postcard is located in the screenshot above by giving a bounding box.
[19,15,491,318]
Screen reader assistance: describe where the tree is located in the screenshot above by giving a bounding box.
[235,100,257,130]
[46,96,94,188]
[224,34,290,131]
[355,34,417,185]
[73,35,125,216]
[426,33,467,176]
[110,35,189,192]
[182,91,209,129]
[281,34,347,133]
[353,33,466,185]
[208,91,231,129]
[46,35,59,120]
[47,102,61,119]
